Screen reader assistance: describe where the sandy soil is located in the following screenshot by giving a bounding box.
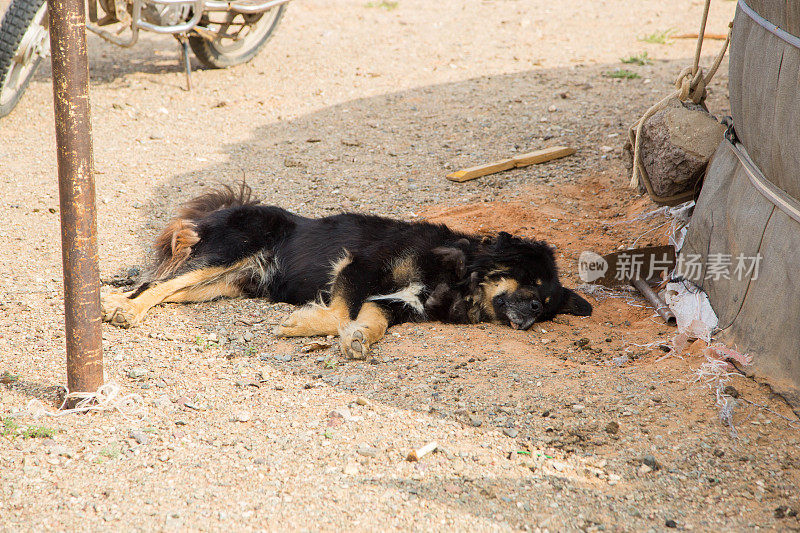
[1,0,799,531]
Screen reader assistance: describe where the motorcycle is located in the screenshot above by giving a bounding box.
[0,0,290,117]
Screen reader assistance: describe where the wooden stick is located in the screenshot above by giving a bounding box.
[446,146,575,182]
[407,441,438,461]
[672,32,728,40]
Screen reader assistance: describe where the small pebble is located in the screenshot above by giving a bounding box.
[357,445,378,458]
[329,408,352,421]
[723,385,739,398]
[127,367,148,379]
[49,444,73,457]
[153,394,172,410]
[642,455,659,470]
[129,430,149,445]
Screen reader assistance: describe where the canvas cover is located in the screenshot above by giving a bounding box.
[682,0,800,411]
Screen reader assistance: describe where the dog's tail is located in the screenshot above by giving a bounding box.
[153,182,259,279]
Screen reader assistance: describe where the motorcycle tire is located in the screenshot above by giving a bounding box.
[0,0,48,118]
[188,4,285,69]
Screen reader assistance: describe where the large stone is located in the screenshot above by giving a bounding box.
[624,98,725,200]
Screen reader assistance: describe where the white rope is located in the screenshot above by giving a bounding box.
[602,200,693,226]
[602,205,671,226]
[689,345,752,437]
[577,283,636,299]
[21,382,145,419]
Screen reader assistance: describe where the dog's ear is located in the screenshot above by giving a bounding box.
[559,288,592,316]
[496,231,513,245]
[431,247,466,278]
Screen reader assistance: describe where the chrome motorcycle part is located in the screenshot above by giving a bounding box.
[135,0,203,34]
[141,0,190,27]
[204,0,290,14]
[86,0,203,46]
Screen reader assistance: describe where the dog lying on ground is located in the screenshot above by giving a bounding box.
[101,184,592,358]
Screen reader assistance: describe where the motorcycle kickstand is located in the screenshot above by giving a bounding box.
[176,35,192,91]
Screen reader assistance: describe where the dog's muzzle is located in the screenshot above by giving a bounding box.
[506,299,541,330]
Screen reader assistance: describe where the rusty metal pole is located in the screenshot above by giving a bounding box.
[47,0,103,400]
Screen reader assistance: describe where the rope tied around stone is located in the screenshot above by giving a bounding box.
[629,0,733,189]
[675,66,707,104]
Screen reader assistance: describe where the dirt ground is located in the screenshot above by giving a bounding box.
[1,0,799,531]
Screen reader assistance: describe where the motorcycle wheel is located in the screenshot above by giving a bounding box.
[188,4,285,69]
[0,0,48,118]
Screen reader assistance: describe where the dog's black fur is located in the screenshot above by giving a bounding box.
[103,184,591,356]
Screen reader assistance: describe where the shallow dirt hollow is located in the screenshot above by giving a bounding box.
[0,0,798,531]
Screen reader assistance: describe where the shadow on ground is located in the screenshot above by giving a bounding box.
[33,33,196,86]
[118,58,706,261]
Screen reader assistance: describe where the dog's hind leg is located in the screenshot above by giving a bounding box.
[275,296,350,338]
[102,266,243,328]
[338,302,390,360]
[275,251,359,338]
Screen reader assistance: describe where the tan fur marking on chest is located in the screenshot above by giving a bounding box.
[391,255,419,285]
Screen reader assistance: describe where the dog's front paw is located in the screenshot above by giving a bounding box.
[339,324,369,360]
[275,305,342,337]
[101,293,142,328]
[275,309,309,337]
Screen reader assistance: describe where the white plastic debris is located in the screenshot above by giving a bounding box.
[664,280,718,344]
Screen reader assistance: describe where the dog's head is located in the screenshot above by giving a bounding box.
[475,232,592,329]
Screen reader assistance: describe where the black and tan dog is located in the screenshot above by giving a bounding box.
[102,184,592,357]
